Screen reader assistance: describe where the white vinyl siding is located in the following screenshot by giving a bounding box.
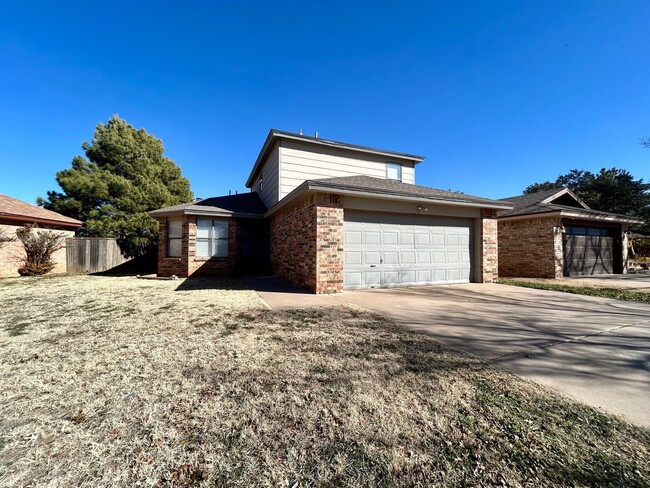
[279,140,416,199]
[167,219,182,257]
[251,142,280,208]
[196,219,229,258]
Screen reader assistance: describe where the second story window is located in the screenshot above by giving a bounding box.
[259,173,263,192]
[386,162,402,181]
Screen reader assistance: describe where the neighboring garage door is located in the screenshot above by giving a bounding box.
[343,211,473,289]
[563,226,615,276]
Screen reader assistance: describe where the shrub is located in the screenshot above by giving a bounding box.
[15,225,65,276]
[629,236,650,259]
[0,229,14,247]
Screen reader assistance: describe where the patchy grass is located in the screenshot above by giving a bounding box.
[500,278,650,303]
[0,276,649,486]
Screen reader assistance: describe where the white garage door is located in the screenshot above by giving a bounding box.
[343,211,473,289]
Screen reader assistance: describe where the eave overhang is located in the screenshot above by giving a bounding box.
[265,181,512,218]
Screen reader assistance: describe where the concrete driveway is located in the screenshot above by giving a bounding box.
[249,277,650,426]
[336,284,650,427]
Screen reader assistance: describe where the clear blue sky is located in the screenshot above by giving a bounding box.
[1,1,649,204]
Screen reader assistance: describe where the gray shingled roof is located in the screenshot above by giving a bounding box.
[271,129,425,161]
[149,192,267,218]
[307,175,511,209]
[498,189,642,222]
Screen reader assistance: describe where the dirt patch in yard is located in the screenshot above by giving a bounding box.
[1,276,649,486]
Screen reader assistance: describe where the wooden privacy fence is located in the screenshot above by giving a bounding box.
[66,237,129,274]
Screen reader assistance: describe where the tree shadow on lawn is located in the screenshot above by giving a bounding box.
[179,306,650,487]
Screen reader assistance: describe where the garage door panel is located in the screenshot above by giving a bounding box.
[383,232,398,245]
[446,234,460,246]
[366,271,381,285]
[400,270,417,283]
[344,272,362,286]
[400,233,414,245]
[433,251,446,263]
[417,270,432,281]
[433,269,446,281]
[384,271,399,284]
[343,211,473,289]
[345,251,362,265]
[383,251,399,264]
[365,252,381,265]
[365,232,381,245]
[563,226,616,276]
[416,233,430,246]
[418,251,431,263]
[401,251,416,264]
[345,230,362,244]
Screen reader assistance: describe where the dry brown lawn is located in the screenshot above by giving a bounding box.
[0,275,649,487]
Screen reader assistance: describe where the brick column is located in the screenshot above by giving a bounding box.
[315,193,343,293]
[481,209,498,283]
[270,192,344,294]
[622,226,629,274]
[553,223,564,278]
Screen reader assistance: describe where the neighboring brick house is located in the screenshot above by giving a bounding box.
[0,194,82,277]
[150,130,511,293]
[498,188,642,278]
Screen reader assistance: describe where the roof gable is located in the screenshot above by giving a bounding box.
[541,188,589,209]
[246,129,425,188]
[498,188,641,223]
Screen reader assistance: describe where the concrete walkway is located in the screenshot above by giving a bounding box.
[246,276,650,427]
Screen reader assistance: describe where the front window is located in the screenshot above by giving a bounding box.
[386,162,402,181]
[167,219,182,257]
[196,219,229,258]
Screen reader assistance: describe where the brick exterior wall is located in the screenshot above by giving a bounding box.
[498,217,560,278]
[157,216,237,278]
[270,193,343,293]
[0,223,74,277]
[480,209,499,283]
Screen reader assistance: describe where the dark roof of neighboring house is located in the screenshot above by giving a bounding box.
[246,129,426,188]
[498,188,643,223]
[149,192,267,218]
[299,175,511,209]
[0,193,82,228]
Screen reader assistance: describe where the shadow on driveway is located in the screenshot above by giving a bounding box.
[336,283,650,426]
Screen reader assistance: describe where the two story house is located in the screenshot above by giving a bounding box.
[150,130,511,293]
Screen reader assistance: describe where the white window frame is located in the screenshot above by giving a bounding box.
[259,172,264,192]
[196,219,229,258]
[386,162,402,181]
[167,219,182,257]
